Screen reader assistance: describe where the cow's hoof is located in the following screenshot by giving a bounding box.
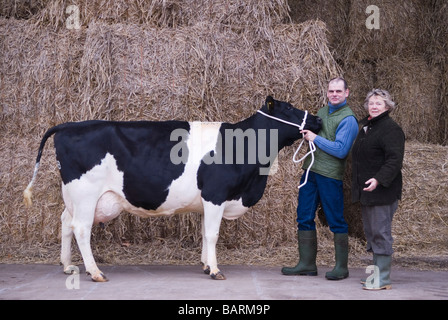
[211,271,226,280]
[63,265,79,275]
[203,265,211,275]
[91,272,108,282]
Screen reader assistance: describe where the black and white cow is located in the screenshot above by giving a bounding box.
[23,96,322,282]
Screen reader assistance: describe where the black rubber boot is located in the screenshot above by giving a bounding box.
[325,233,349,280]
[281,230,318,276]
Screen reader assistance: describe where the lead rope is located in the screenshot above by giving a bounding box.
[257,110,316,189]
[293,138,316,189]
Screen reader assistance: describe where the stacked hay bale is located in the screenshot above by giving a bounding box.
[0,0,45,19]
[425,1,448,145]
[290,0,445,144]
[288,0,349,61]
[398,142,448,261]
[342,0,443,146]
[30,0,290,29]
[375,56,441,144]
[0,1,344,266]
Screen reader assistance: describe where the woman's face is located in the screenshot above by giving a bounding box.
[368,95,389,118]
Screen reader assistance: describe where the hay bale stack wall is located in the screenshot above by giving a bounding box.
[1,0,447,267]
[426,1,448,144]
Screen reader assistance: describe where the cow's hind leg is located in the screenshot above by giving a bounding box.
[61,208,77,274]
[71,201,108,282]
[202,200,226,280]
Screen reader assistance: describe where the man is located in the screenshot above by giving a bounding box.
[282,77,358,280]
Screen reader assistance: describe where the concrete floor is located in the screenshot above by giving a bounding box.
[1,264,447,300]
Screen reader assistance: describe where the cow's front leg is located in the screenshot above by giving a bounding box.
[202,200,226,280]
[200,216,210,275]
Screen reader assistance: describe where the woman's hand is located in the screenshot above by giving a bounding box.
[363,178,379,192]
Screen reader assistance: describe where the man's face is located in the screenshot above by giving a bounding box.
[327,80,349,106]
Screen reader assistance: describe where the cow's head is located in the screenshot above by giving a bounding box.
[262,96,322,135]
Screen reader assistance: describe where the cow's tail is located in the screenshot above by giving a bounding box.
[23,125,63,207]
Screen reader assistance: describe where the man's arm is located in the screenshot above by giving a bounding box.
[313,116,358,159]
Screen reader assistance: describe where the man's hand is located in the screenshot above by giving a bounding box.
[301,130,317,142]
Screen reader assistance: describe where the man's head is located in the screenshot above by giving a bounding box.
[327,77,349,106]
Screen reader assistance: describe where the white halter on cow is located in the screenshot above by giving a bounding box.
[257,109,316,189]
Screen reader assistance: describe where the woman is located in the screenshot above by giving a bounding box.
[351,89,405,290]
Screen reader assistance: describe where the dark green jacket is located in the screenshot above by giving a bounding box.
[351,111,405,206]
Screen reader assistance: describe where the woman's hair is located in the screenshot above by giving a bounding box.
[364,89,396,112]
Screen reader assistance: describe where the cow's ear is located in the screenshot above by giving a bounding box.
[266,96,275,112]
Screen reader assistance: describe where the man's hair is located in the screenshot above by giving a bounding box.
[329,77,348,90]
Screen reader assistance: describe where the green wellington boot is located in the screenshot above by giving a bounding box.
[361,254,377,284]
[363,254,392,290]
[281,230,318,276]
[325,233,349,280]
